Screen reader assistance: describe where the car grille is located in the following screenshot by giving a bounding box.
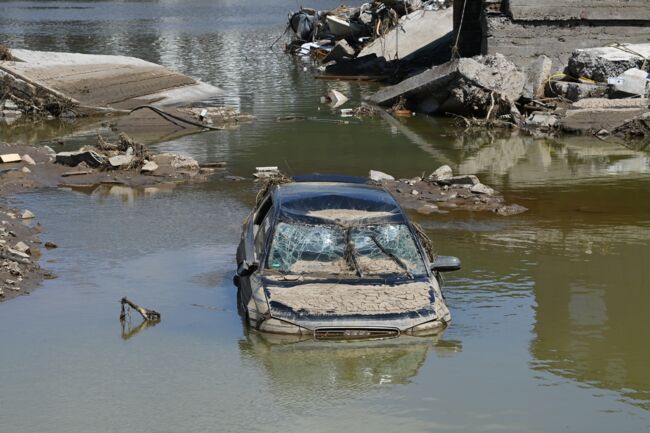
[314,327,400,340]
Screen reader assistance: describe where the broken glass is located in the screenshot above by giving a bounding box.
[266,222,426,277]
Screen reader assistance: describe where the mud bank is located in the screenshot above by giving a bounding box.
[0,204,52,301]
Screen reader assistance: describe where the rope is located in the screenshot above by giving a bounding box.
[451,0,468,59]
[129,105,224,131]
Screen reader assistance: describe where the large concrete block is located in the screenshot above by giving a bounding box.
[368,55,525,114]
[359,9,453,61]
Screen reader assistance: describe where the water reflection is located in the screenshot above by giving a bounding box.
[529,237,650,410]
[120,317,159,341]
[240,331,462,394]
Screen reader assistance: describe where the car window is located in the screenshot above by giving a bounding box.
[266,222,426,277]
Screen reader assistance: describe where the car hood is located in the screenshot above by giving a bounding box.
[264,280,447,331]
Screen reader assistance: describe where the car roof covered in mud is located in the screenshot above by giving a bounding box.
[271,181,406,225]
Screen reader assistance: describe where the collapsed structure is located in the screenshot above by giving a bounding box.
[453,0,650,70]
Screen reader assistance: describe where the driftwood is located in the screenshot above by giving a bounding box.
[120,297,161,322]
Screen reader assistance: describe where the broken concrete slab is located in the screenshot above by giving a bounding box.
[1,49,224,114]
[322,40,355,63]
[571,98,650,109]
[359,8,453,61]
[561,106,649,134]
[611,68,649,97]
[368,55,525,116]
[55,150,106,168]
[20,210,35,219]
[522,55,553,101]
[567,44,650,83]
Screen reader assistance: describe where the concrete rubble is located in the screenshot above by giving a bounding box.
[368,167,528,216]
[286,1,454,81]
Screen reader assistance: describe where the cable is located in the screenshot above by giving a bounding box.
[129,105,225,131]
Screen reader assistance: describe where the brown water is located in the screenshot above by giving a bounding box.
[1,2,649,432]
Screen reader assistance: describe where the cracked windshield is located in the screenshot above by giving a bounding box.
[0,1,649,433]
[267,223,426,276]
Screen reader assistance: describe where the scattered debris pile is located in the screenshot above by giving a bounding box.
[286,1,453,80]
[365,42,650,141]
[0,205,52,302]
[177,107,256,127]
[369,167,527,216]
[53,133,209,181]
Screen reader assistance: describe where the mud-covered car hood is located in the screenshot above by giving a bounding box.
[264,280,446,331]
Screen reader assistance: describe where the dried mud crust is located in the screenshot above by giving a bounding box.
[266,282,433,315]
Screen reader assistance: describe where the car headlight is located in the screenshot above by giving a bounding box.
[259,318,310,335]
[405,319,447,336]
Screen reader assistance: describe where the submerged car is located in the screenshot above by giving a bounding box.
[235,175,461,338]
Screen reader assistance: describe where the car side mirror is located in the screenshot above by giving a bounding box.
[237,260,259,277]
[431,256,461,272]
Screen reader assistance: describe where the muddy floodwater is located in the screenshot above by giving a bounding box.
[1,1,649,432]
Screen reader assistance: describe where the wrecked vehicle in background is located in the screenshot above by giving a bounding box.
[234,175,461,339]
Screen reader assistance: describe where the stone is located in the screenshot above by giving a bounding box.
[56,150,105,168]
[5,261,21,276]
[3,99,18,110]
[369,170,395,182]
[7,248,29,259]
[449,175,480,186]
[429,165,453,181]
[21,166,31,174]
[470,183,494,195]
[21,154,36,165]
[20,210,35,219]
[551,82,608,102]
[411,189,419,196]
[13,241,31,255]
[494,204,528,216]
[141,160,159,173]
[522,55,553,101]
[416,204,440,215]
[526,112,558,130]
[0,153,22,163]
[108,153,134,168]
[44,241,58,249]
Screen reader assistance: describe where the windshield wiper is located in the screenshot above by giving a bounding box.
[345,227,363,278]
[370,235,413,279]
